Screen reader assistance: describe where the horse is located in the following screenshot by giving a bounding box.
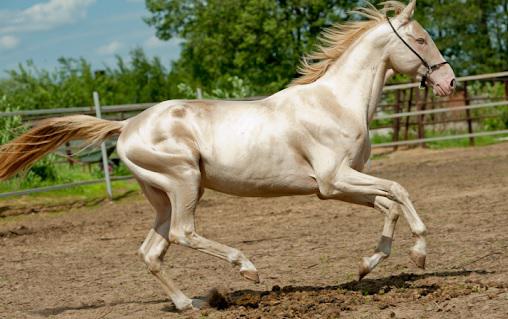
[0,0,455,311]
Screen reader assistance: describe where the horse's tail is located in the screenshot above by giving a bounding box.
[0,115,124,180]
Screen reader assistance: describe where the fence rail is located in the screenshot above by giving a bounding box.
[372,130,508,148]
[0,103,156,118]
[374,101,507,120]
[382,71,508,91]
[0,71,507,198]
[0,176,133,199]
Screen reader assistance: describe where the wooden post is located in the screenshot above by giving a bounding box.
[463,81,475,146]
[392,89,402,151]
[404,88,414,142]
[417,87,429,148]
[430,95,436,134]
[505,80,508,101]
[65,142,74,166]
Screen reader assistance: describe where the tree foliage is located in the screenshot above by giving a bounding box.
[0,48,174,111]
[0,0,506,112]
[145,0,354,94]
[146,0,507,93]
[414,0,507,75]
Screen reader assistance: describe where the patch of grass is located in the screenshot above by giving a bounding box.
[0,179,141,216]
[371,133,394,145]
[0,157,139,201]
[371,153,390,161]
[319,255,330,264]
[425,134,508,149]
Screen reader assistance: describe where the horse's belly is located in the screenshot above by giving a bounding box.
[202,163,318,197]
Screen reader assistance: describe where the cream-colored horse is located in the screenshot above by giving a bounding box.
[0,1,455,311]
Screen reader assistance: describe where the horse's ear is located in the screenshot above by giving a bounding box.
[398,0,416,24]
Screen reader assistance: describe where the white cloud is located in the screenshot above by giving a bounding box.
[0,35,20,50]
[97,40,123,55]
[0,0,96,34]
[144,35,165,49]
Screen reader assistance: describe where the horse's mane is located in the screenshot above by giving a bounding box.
[291,1,406,86]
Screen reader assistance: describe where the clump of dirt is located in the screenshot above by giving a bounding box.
[0,225,33,237]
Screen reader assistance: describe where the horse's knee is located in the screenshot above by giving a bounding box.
[169,229,193,246]
[317,178,354,200]
[316,180,335,199]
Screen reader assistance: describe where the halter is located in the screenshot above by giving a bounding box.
[387,17,449,88]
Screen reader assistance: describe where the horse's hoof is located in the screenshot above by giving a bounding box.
[358,257,370,281]
[410,250,426,269]
[240,269,260,283]
[177,300,196,312]
[191,298,208,310]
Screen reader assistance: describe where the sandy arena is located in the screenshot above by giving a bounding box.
[1,143,507,319]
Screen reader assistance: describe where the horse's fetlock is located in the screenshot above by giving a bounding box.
[142,253,162,273]
[414,225,427,236]
[137,247,145,259]
[227,250,244,264]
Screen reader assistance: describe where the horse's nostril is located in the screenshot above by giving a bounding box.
[450,79,456,88]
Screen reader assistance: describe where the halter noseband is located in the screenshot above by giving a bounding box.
[387,17,449,88]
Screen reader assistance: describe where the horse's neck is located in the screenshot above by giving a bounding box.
[318,25,391,126]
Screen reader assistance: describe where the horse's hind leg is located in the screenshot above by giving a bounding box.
[137,182,194,310]
[359,196,400,280]
[166,169,260,283]
[319,166,427,277]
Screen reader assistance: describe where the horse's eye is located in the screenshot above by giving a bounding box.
[416,38,426,45]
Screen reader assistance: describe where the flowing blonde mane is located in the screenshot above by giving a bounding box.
[291,1,406,86]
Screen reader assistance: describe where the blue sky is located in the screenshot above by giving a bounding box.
[0,0,181,74]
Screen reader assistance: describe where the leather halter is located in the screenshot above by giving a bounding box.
[387,17,449,88]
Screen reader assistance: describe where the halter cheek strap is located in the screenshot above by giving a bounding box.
[387,17,449,88]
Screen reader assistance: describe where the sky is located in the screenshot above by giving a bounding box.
[0,0,181,74]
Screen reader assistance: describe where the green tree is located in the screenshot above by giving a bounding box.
[415,0,507,75]
[145,0,356,94]
[0,48,175,111]
[145,0,507,92]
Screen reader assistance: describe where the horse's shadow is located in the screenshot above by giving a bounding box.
[163,269,490,312]
[32,269,490,316]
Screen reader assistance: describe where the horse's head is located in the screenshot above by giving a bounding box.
[386,0,456,96]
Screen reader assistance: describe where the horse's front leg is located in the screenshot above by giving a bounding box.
[318,165,427,278]
[359,196,400,280]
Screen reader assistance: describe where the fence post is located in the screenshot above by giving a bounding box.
[392,89,402,151]
[196,88,203,99]
[463,81,475,146]
[93,91,113,200]
[417,86,429,148]
[404,88,414,142]
[505,80,508,101]
[65,142,74,166]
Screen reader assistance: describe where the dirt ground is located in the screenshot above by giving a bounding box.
[1,143,507,319]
